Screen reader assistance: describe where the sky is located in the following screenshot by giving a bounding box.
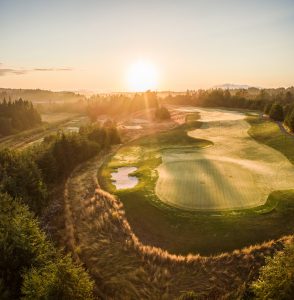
[0,0,294,92]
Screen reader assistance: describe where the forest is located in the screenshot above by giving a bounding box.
[0,99,41,136]
[0,121,120,299]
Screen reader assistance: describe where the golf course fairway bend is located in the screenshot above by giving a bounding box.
[156,107,294,210]
[99,107,294,254]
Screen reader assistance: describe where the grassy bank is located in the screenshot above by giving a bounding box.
[99,115,294,255]
[247,116,294,164]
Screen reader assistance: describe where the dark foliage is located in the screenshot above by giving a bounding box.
[251,242,294,299]
[0,98,41,136]
[0,193,94,300]
[285,110,294,132]
[154,106,171,120]
[269,103,284,121]
[0,150,47,215]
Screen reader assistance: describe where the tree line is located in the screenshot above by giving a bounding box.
[264,102,294,132]
[0,121,121,299]
[0,98,41,136]
[87,91,159,121]
[162,89,294,132]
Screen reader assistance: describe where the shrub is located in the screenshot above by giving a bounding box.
[22,255,94,300]
[251,242,294,299]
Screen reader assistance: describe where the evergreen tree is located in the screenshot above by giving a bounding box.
[269,103,284,121]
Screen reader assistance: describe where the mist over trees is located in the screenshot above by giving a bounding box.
[0,88,85,103]
[87,91,159,121]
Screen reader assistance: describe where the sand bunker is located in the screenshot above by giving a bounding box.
[155,107,294,210]
[111,167,138,190]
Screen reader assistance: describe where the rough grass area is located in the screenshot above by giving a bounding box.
[248,116,294,164]
[65,155,292,299]
[99,113,294,255]
[41,112,79,123]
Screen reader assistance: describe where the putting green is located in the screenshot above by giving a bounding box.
[155,108,294,210]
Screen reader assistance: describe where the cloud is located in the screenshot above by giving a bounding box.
[0,68,28,76]
[33,67,72,72]
[0,66,72,76]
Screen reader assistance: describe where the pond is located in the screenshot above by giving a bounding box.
[111,167,138,190]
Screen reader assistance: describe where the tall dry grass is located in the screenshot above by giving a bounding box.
[62,155,292,299]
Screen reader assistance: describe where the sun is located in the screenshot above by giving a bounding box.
[127,60,158,92]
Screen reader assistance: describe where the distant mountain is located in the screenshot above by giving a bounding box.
[213,83,260,90]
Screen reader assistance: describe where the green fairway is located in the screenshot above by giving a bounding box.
[99,109,294,255]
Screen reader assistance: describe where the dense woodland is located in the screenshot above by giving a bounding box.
[0,99,42,136]
[0,88,85,103]
[0,122,120,299]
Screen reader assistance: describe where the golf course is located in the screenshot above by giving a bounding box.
[157,107,294,210]
[99,107,294,255]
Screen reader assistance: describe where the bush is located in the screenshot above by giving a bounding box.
[251,243,294,299]
[22,255,94,300]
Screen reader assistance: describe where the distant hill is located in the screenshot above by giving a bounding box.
[213,83,260,90]
[0,88,85,103]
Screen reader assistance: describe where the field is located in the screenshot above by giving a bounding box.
[41,112,79,123]
[0,114,87,150]
[99,107,294,255]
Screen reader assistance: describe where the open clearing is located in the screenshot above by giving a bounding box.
[41,112,79,123]
[156,107,294,210]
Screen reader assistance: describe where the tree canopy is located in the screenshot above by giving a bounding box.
[0,98,41,136]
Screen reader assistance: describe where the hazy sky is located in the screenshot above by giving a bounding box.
[1,0,294,91]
